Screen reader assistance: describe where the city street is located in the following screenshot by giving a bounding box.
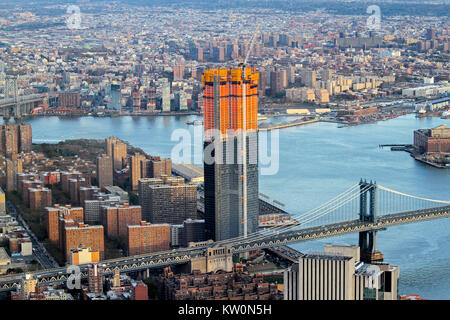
[6,201,59,269]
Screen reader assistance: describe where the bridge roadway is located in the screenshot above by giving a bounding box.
[0,94,43,107]
[233,205,450,252]
[0,204,449,292]
[0,94,44,117]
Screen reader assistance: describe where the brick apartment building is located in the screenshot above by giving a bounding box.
[158,266,281,300]
[129,153,146,191]
[127,221,170,256]
[0,123,32,155]
[63,223,104,261]
[46,205,84,244]
[28,186,52,210]
[58,91,81,108]
[129,153,172,191]
[138,176,197,224]
[106,137,127,172]
[61,170,84,193]
[100,204,142,238]
[97,154,113,189]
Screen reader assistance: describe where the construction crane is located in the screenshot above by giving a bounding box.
[240,24,260,239]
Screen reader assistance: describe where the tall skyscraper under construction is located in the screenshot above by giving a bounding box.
[202,67,259,241]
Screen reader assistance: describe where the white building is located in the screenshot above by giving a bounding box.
[284,245,399,300]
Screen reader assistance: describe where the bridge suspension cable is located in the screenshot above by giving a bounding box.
[105,183,449,261]
[4,183,449,287]
[218,184,372,248]
[290,185,371,227]
[246,184,450,248]
[282,184,361,223]
[212,183,361,247]
[234,184,373,246]
[377,185,450,204]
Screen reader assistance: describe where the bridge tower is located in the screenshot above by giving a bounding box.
[2,76,18,121]
[359,179,384,263]
[0,63,5,93]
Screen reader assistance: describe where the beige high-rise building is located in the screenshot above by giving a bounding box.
[6,154,23,191]
[129,153,146,191]
[129,156,173,191]
[105,136,127,170]
[106,136,118,157]
[0,124,32,155]
[106,137,127,172]
[96,154,113,189]
[281,69,288,88]
[112,142,127,172]
[287,65,296,84]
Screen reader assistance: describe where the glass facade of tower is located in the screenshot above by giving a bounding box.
[202,68,259,241]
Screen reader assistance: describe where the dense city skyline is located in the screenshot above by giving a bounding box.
[0,0,448,308]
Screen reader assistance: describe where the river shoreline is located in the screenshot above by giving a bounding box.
[8,113,450,298]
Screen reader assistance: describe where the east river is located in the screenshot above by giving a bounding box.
[7,113,450,299]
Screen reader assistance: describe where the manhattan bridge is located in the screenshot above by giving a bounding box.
[0,179,449,292]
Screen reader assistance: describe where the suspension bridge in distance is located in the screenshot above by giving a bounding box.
[0,75,46,120]
[0,179,449,292]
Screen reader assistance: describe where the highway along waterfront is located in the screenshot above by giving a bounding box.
[5,113,450,299]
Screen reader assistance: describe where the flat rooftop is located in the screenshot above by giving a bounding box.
[172,163,204,180]
[302,253,353,261]
[355,263,383,277]
[104,185,128,194]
